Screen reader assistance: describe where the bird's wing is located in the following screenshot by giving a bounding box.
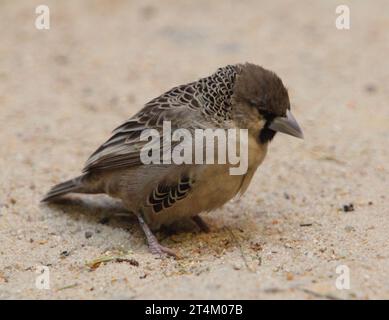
[83,65,240,173]
[83,83,202,173]
[146,174,194,214]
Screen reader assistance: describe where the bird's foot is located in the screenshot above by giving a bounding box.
[192,215,210,233]
[149,241,177,258]
[136,213,177,258]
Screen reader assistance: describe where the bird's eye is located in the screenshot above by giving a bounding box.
[259,110,276,122]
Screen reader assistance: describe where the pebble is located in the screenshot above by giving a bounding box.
[342,203,354,212]
[286,272,294,281]
[60,250,70,258]
[364,83,377,93]
[85,231,93,239]
[232,262,242,270]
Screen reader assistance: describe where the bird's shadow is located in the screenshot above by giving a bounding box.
[42,194,202,240]
[42,195,261,262]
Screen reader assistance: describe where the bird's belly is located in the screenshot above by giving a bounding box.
[118,137,267,230]
[143,164,252,229]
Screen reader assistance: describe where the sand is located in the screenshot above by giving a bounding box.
[0,0,388,299]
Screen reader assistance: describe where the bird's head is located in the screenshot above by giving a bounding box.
[232,63,303,143]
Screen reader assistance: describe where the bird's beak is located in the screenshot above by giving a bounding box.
[268,110,304,139]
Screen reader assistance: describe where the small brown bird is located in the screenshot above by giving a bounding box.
[42,63,303,257]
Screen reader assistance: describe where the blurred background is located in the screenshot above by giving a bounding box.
[0,0,388,299]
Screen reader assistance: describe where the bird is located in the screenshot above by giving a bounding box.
[42,63,303,257]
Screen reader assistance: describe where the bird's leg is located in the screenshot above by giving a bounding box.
[136,213,177,258]
[192,215,210,233]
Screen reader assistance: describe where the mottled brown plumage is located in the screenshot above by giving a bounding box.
[43,63,303,257]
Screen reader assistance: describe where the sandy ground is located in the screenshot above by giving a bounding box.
[0,0,388,299]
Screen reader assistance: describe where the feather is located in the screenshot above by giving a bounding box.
[83,65,239,173]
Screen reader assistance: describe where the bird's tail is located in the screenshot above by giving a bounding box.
[41,175,87,202]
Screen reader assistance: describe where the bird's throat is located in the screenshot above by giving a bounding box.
[258,128,276,144]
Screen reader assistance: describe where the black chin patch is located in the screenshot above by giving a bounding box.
[259,128,276,144]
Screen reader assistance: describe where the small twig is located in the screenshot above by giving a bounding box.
[297,287,342,300]
[86,251,138,270]
[225,227,255,272]
[57,283,79,291]
[299,223,313,227]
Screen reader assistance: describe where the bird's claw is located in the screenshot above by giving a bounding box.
[149,243,178,259]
